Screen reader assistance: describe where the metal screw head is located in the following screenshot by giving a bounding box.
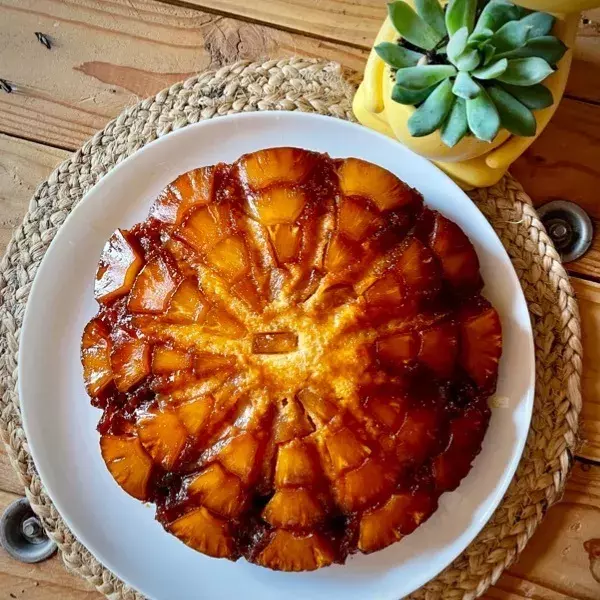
[0,498,57,563]
[537,200,593,263]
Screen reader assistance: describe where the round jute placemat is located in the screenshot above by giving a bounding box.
[0,58,582,600]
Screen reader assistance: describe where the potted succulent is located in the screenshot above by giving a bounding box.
[353,0,581,187]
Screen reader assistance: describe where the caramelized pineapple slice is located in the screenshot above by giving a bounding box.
[263,489,324,529]
[250,187,307,225]
[188,463,245,517]
[110,334,150,392]
[194,353,236,376]
[137,408,188,470]
[460,305,502,389]
[433,404,490,491]
[128,255,179,314]
[324,234,358,274]
[94,229,143,304]
[202,307,246,337]
[296,388,337,425]
[176,205,227,253]
[338,158,417,211]
[323,426,371,475]
[333,458,391,512]
[364,393,408,432]
[252,332,298,355]
[358,491,436,552]
[164,279,208,323]
[231,278,264,313]
[100,434,153,500]
[271,224,300,263]
[177,396,215,435]
[376,333,418,367]
[240,148,316,190]
[273,398,315,444]
[364,274,405,307]
[395,407,444,465]
[274,440,320,487]
[150,167,214,225]
[169,507,234,558]
[419,322,458,378]
[337,196,379,241]
[151,345,192,373]
[430,212,482,292]
[215,432,260,484]
[395,237,440,292]
[81,319,113,397]
[205,236,249,281]
[256,530,334,571]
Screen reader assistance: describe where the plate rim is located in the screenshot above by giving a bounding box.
[18,110,535,600]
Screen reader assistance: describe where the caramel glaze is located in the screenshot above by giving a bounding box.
[83,148,501,570]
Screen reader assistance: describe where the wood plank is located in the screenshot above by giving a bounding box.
[168,0,385,48]
[0,444,24,496]
[0,134,69,255]
[483,460,600,600]
[0,0,366,149]
[571,278,600,462]
[0,490,100,598]
[175,0,600,102]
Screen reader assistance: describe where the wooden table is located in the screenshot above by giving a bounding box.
[1,1,600,598]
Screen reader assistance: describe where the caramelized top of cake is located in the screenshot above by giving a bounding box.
[81,148,502,571]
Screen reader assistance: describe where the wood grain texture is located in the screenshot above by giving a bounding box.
[0,134,69,255]
[484,461,600,600]
[168,0,385,48]
[175,0,600,101]
[0,0,366,149]
[572,278,600,462]
[0,491,99,599]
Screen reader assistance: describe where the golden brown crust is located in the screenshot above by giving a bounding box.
[81,148,502,571]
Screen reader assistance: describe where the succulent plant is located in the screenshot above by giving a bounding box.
[376,0,567,146]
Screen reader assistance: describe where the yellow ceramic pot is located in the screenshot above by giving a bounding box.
[353,0,580,187]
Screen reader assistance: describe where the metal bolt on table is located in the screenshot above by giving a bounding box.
[0,498,57,563]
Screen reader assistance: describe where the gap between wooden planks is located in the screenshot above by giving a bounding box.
[1,0,600,278]
[168,1,600,102]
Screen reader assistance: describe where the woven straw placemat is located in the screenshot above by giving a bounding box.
[0,58,582,600]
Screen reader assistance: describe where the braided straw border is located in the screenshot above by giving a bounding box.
[0,59,581,600]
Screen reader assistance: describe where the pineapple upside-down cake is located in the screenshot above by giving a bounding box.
[81,148,502,571]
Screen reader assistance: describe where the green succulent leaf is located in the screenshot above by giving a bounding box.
[489,19,533,54]
[408,78,455,137]
[441,97,469,147]
[482,43,496,65]
[473,1,520,35]
[396,65,457,90]
[495,36,567,65]
[375,42,424,68]
[468,28,494,48]
[498,82,554,109]
[453,71,480,99]
[445,0,478,37]
[415,0,447,39]
[392,82,439,105]
[496,57,554,86]
[466,86,501,142]
[388,1,442,51]
[488,85,537,136]
[454,48,481,71]
[447,26,469,63]
[472,58,508,79]
[519,11,555,38]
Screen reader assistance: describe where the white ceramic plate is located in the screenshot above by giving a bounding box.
[19,112,534,600]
